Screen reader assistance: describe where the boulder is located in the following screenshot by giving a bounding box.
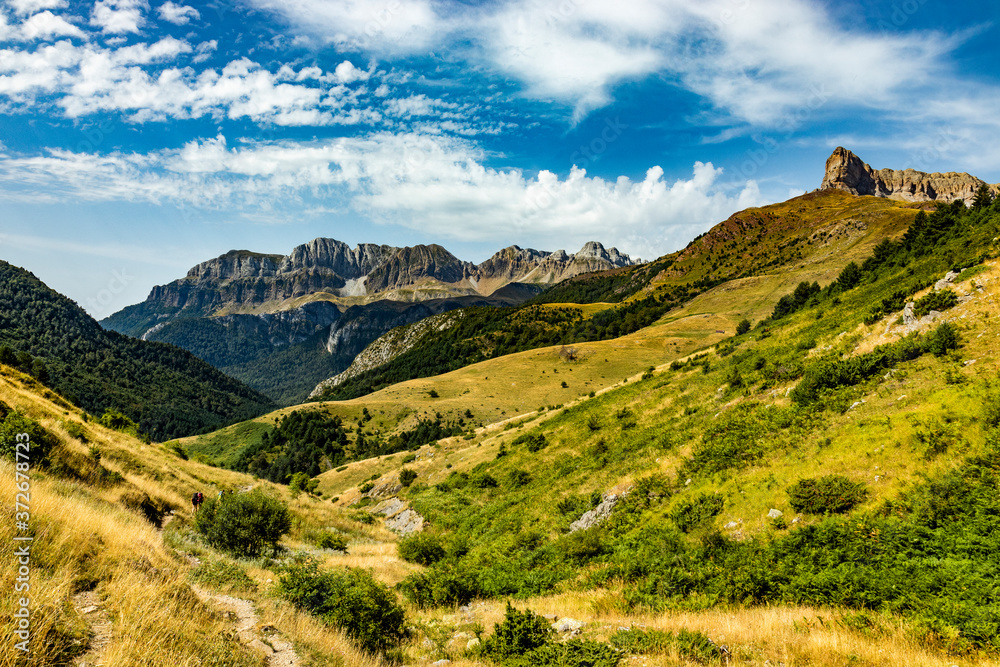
[569,493,620,532]
[767,509,783,519]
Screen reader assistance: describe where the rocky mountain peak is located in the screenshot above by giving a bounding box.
[820,147,998,204]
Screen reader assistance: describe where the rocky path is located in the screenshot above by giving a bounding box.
[190,585,301,666]
[71,590,112,667]
[160,512,303,667]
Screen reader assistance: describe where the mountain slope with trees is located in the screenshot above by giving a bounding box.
[0,261,275,439]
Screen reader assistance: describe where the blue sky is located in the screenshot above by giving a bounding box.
[1,0,998,317]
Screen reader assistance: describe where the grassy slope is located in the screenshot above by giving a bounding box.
[0,367,403,667]
[185,191,918,467]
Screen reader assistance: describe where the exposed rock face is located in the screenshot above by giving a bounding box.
[569,493,621,532]
[103,240,638,338]
[820,147,999,204]
[310,310,465,397]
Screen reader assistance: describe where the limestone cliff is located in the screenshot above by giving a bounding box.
[820,147,999,204]
[102,240,638,338]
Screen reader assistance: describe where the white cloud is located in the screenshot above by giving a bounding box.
[90,0,146,34]
[17,9,84,40]
[0,132,766,259]
[7,0,66,14]
[157,1,197,25]
[245,0,441,53]
[192,39,215,63]
[331,60,368,84]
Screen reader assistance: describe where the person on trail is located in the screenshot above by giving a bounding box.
[218,490,224,501]
[192,491,203,512]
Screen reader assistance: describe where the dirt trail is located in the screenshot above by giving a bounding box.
[190,585,300,666]
[160,512,303,667]
[71,590,112,667]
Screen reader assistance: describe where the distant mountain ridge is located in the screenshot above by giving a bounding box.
[821,147,999,204]
[104,238,637,339]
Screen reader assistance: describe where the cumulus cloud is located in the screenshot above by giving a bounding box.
[17,9,85,40]
[0,132,765,259]
[245,0,441,53]
[90,0,146,34]
[7,0,66,13]
[157,1,198,25]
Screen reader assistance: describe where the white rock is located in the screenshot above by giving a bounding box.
[767,509,783,519]
[553,618,584,633]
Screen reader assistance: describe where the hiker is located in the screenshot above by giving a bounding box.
[218,490,224,501]
[192,491,203,512]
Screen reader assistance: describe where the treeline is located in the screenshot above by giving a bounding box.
[232,410,466,483]
[0,261,275,440]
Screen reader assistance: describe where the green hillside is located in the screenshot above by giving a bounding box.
[313,190,920,401]
[0,261,275,439]
[302,194,1000,659]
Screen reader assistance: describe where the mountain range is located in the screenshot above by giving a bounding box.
[101,240,636,404]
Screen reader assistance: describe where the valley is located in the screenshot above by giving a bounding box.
[4,150,1000,667]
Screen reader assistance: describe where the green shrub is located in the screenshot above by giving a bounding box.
[314,530,348,552]
[473,473,499,489]
[482,603,553,662]
[508,469,531,487]
[194,489,292,558]
[166,441,188,460]
[609,628,674,654]
[397,532,446,566]
[504,640,621,667]
[64,421,87,442]
[670,493,724,533]
[513,433,547,452]
[402,454,417,464]
[736,318,751,335]
[397,563,476,608]
[0,410,56,462]
[927,322,959,357]
[359,481,375,494]
[276,555,406,654]
[914,288,958,317]
[399,468,418,487]
[190,559,258,593]
[787,475,868,514]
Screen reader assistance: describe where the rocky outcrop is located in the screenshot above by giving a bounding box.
[310,310,465,397]
[569,493,621,532]
[103,240,638,338]
[820,147,999,204]
[369,497,424,535]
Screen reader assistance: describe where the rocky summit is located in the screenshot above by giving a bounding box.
[820,146,999,204]
[102,239,637,337]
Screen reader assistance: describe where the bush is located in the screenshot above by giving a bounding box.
[194,489,291,557]
[397,532,446,566]
[513,433,547,452]
[399,468,418,487]
[482,603,553,663]
[670,493,724,533]
[787,475,869,514]
[397,563,476,608]
[359,481,375,494]
[913,288,959,318]
[736,318,751,335]
[927,322,959,357]
[276,555,406,654]
[314,530,348,552]
[402,454,417,464]
[508,469,531,487]
[0,409,56,462]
